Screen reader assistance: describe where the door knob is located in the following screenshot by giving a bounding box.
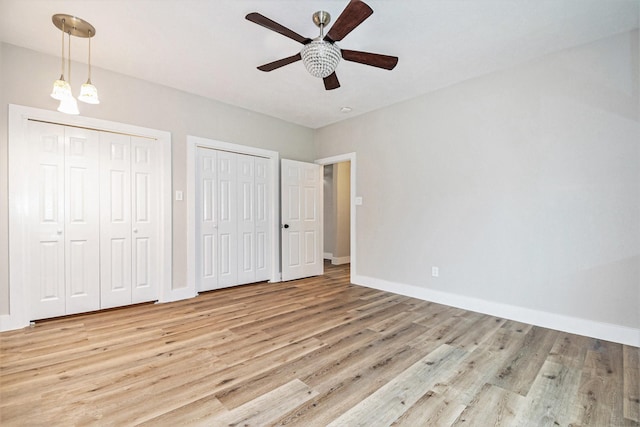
[282,224,290,229]
[133,229,138,233]
[57,229,63,235]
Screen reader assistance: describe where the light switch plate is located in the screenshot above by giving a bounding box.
[176,190,183,201]
[355,196,363,206]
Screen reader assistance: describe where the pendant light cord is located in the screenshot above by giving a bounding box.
[87,30,92,82]
[67,29,71,85]
[60,19,65,78]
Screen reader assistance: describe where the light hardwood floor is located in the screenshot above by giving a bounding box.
[1,263,638,426]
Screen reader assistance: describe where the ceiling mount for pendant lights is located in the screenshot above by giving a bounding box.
[50,14,99,114]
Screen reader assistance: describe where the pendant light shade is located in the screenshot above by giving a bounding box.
[50,14,99,113]
[78,81,99,104]
[51,78,72,101]
[57,94,80,115]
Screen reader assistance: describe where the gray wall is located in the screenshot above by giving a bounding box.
[0,42,316,314]
[316,30,640,329]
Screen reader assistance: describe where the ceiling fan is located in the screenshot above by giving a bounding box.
[245,0,398,90]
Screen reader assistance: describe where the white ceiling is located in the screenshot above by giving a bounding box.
[1,0,638,129]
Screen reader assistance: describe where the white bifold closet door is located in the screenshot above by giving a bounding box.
[196,147,270,292]
[26,120,161,320]
[27,121,100,319]
[100,133,160,309]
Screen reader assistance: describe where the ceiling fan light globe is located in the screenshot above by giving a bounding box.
[301,40,341,78]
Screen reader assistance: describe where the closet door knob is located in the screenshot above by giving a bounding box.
[57,229,63,235]
[282,224,290,229]
[133,229,138,233]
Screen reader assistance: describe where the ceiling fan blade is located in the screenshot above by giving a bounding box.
[325,0,373,42]
[341,49,398,70]
[323,72,340,90]
[257,53,302,72]
[246,12,312,45]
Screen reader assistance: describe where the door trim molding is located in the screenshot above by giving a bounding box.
[186,135,280,294]
[2,104,172,332]
[315,153,356,283]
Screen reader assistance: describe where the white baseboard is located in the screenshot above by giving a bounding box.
[0,313,29,332]
[353,274,640,347]
[324,253,351,265]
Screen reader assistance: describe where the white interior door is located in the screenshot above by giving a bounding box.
[281,159,323,281]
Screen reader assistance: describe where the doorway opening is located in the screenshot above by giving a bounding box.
[323,162,351,265]
[315,153,356,283]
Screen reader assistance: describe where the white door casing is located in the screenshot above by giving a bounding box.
[195,147,271,291]
[5,105,172,332]
[281,159,323,281]
[187,136,279,297]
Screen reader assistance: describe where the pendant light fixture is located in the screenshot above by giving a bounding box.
[78,29,99,104]
[50,18,71,101]
[57,28,79,115]
[51,14,98,114]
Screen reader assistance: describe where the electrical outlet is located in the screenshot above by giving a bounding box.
[432,266,439,277]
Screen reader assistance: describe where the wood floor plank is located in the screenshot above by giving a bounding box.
[452,383,525,427]
[326,344,467,427]
[489,326,559,396]
[212,379,318,426]
[623,345,640,422]
[511,360,582,426]
[390,390,466,427]
[0,263,635,426]
[430,320,531,406]
[214,329,379,410]
[137,395,227,427]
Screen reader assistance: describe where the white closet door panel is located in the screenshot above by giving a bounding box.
[100,133,132,309]
[237,154,255,285]
[254,157,270,281]
[131,137,159,303]
[217,151,238,287]
[27,121,66,319]
[196,147,218,291]
[64,127,100,314]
